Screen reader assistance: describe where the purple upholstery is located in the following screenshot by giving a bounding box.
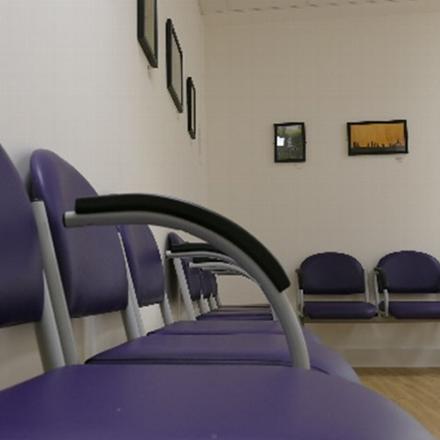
[197,311,273,320]
[380,301,440,319]
[86,332,359,382]
[119,225,164,306]
[149,320,320,343]
[30,150,128,317]
[300,252,365,294]
[0,364,432,440]
[0,146,44,326]
[377,251,440,293]
[304,302,377,319]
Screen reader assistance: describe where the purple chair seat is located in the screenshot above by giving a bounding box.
[198,310,274,320]
[150,320,322,344]
[0,364,431,440]
[86,333,358,382]
[379,301,440,319]
[304,301,377,319]
[214,306,271,313]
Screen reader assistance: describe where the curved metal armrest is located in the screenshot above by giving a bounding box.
[189,261,254,281]
[166,250,236,265]
[64,193,309,369]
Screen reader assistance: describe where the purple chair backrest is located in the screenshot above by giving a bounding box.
[377,251,440,293]
[30,150,128,318]
[201,271,217,299]
[300,252,365,294]
[119,225,165,307]
[0,146,44,327]
[167,233,201,300]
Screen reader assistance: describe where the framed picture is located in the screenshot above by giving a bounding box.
[166,19,183,113]
[187,77,196,139]
[347,120,408,155]
[137,0,158,68]
[274,122,306,163]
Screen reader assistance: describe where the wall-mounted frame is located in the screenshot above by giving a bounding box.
[166,19,183,113]
[347,120,408,155]
[137,0,158,68]
[187,77,196,139]
[274,122,306,163]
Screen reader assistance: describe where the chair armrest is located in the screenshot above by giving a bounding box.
[374,267,389,316]
[63,193,309,370]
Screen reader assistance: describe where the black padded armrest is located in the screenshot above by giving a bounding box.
[74,194,290,292]
[168,242,223,254]
[192,256,224,264]
[374,267,387,292]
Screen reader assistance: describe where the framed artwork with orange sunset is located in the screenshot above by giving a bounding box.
[347,120,408,155]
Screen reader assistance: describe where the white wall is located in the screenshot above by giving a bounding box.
[205,3,440,366]
[0,0,206,388]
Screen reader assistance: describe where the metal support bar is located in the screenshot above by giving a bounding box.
[208,296,218,310]
[118,232,144,339]
[160,294,174,325]
[35,276,66,371]
[33,201,79,365]
[173,257,197,321]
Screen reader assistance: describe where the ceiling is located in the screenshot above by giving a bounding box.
[198,0,419,15]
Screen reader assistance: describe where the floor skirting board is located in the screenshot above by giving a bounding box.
[340,348,440,368]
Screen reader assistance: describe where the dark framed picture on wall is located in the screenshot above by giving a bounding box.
[274,122,306,163]
[187,77,196,139]
[137,0,158,68]
[347,120,408,155]
[166,19,183,113]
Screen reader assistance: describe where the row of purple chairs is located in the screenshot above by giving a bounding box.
[296,252,440,320]
[0,145,433,439]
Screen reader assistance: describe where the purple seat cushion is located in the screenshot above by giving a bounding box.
[150,320,321,344]
[380,301,440,319]
[198,309,274,321]
[86,333,358,382]
[304,301,377,319]
[197,312,273,320]
[0,364,431,440]
[215,305,271,313]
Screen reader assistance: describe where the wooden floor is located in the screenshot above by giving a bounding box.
[356,368,440,439]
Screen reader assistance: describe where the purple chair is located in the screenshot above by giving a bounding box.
[298,253,377,320]
[375,251,440,319]
[167,232,273,320]
[0,145,434,440]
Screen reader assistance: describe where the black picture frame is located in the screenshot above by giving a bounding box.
[347,120,408,155]
[274,122,306,163]
[187,77,196,139]
[166,19,183,113]
[137,0,158,68]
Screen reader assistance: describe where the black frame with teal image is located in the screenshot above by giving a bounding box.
[274,122,306,163]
